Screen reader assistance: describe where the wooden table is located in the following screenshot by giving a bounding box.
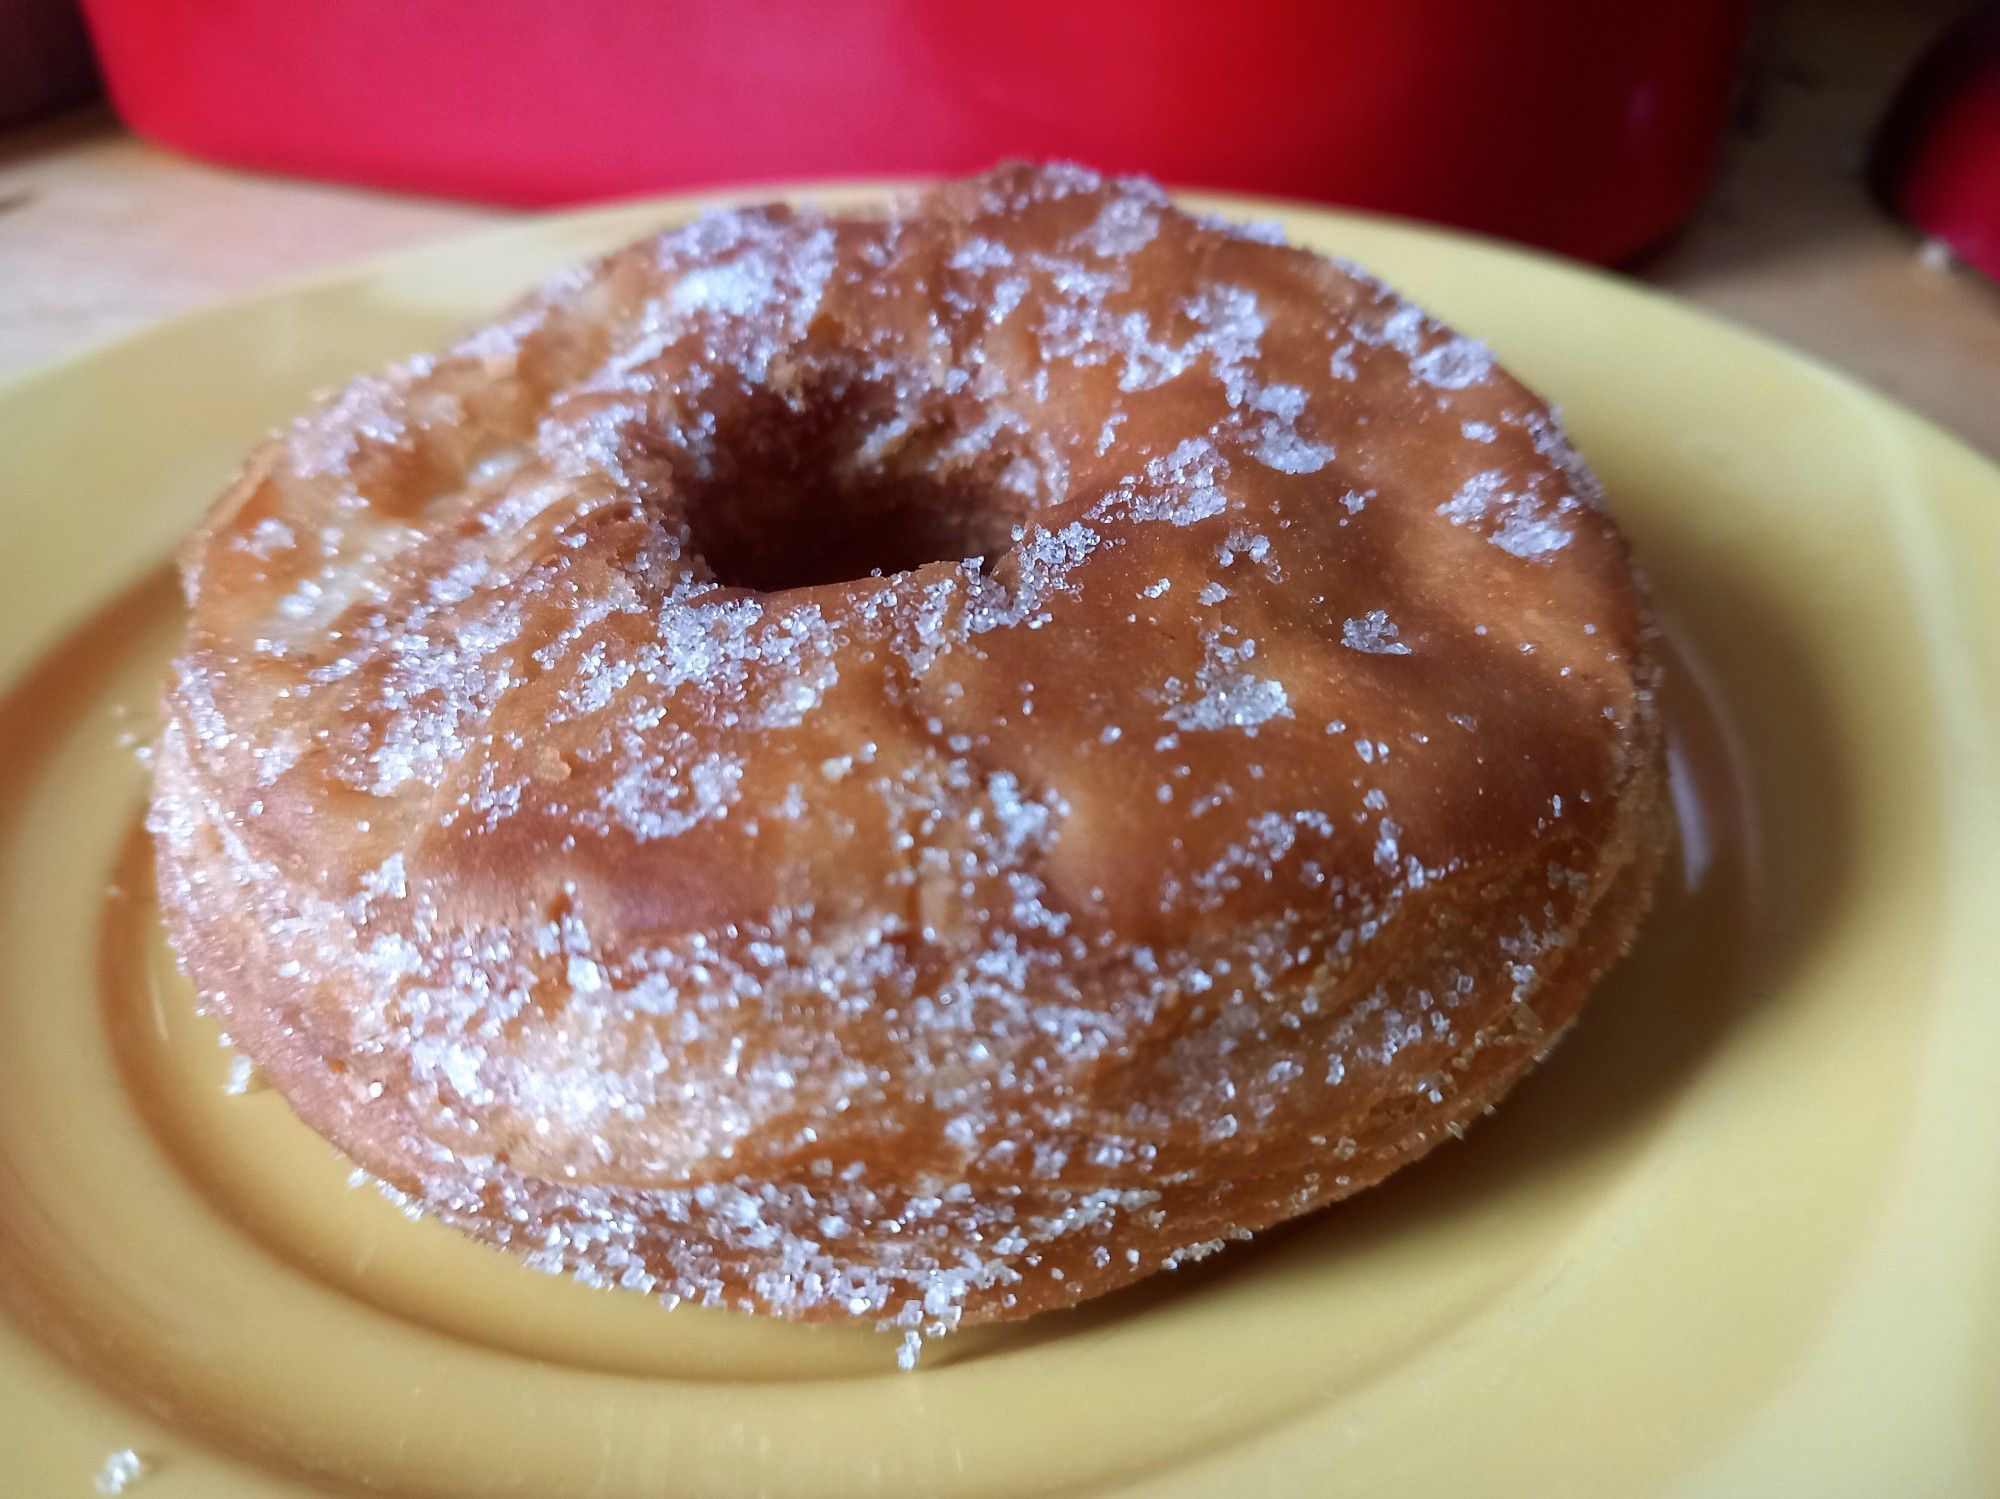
[4,0,1998,459]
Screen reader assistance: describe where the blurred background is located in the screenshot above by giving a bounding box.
[2,0,1996,454]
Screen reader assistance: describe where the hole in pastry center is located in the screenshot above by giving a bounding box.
[678,380,1031,593]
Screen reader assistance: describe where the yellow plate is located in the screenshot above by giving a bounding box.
[2,189,1997,1498]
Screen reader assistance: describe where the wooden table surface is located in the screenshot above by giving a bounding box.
[4,0,1998,459]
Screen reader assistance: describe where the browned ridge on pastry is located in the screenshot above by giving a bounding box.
[149,163,1670,1340]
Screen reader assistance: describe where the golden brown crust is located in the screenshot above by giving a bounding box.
[149,164,1669,1334]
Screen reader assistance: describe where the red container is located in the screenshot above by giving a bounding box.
[80,0,1751,264]
[1875,7,2000,284]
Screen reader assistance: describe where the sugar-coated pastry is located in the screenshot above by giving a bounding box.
[149,164,1669,1337]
